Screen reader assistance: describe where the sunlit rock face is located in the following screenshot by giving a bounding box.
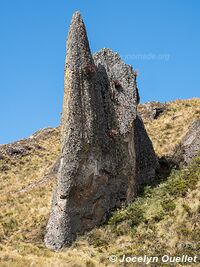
[172,119,200,167]
[45,11,157,251]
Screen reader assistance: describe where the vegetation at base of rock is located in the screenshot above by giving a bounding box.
[85,156,200,265]
[0,99,200,266]
[107,156,199,231]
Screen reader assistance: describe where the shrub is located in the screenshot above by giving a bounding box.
[87,229,109,247]
[108,203,145,228]
[151,210,165,222]
[165,157,200,197]
[161,199,176,212]
[166,177,188,197]
[128,205,145,227]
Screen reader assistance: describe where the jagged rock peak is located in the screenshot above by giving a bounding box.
[45,12,157,251]
[66,11,93,69]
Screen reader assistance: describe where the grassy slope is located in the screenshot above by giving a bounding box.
[139,98,200,156]
[0,98,199,267]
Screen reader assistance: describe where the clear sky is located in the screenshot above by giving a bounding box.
[0,0,199,144]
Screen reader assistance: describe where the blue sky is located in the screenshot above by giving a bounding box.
[0,0,199,144]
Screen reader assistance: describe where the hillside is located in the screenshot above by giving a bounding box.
[0,98,200,267]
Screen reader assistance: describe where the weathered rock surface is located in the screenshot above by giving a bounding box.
[0,127,57,160]
[44,11,157,250]
[138,102,166,121]
[172,119,200,167]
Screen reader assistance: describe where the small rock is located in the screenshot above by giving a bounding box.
[6,145,29,157]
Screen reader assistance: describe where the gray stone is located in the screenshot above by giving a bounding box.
[172,119,200,167]
[138,102,166,120]
[44,11,157,250]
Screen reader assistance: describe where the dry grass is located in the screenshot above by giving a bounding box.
[0,98,199,267]
[141,98,200,156]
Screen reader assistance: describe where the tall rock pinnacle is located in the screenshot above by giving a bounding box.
[45,12,157,250]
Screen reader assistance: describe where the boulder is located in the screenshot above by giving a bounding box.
[172,119,200,167]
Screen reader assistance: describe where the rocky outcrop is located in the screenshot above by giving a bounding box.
[44,11,157,250]
[0,128,57,160]
[172,119,200,167]
[138,102,166,121]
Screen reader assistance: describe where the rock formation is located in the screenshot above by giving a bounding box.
[44,11,157,250]
[138,102,166,121]
[172,119,200,167]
